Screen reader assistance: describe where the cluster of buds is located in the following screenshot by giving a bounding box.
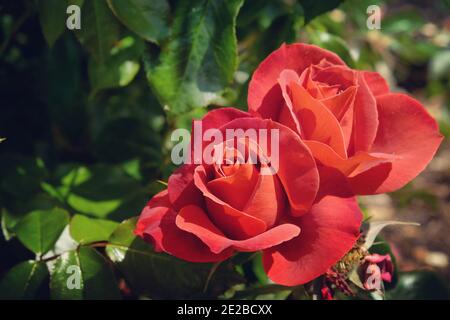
[359,254,394,291]
[319,242,394,299]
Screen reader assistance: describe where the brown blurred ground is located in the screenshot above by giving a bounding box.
[360,140,450,284]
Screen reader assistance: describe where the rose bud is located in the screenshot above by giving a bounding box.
[360,253,394,291]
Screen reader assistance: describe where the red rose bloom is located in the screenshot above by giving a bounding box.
[135,108,362,286]
[248,43,443,194]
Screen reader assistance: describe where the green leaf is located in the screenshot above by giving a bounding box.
[37,0,67,47]
[107,0,170,43]
[106,218,243,299]
[144,0,244,116]
[74,0,121,62]
[70,214,118,245]
[43,164,147,221]
[14,208,70,255]
[49,246,121,299]
[88,35,144,92]
[0,260,49,299]
[386,271,450,300]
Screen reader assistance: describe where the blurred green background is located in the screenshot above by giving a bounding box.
[0,0,449,299]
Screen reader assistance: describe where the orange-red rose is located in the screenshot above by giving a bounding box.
[248,43,443,194]
[136,108,362,285]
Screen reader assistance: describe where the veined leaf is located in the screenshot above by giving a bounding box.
[74,0,121,63]
[14,208,70,255]
[49,246,120,299]
[107,0,170,43]
[70,214,118,245]
[144,0,244,116]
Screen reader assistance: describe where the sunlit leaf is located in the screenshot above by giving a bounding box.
[144,0,244,116]
[49,246,120,299]
[70,215,118,245]
[14,208,70,255]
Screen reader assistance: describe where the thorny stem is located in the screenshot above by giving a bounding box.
[39,241,109,262]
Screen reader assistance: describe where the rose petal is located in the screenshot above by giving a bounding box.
[168,164,203,211]
[199,107,250,133]
[320,86,357,122]
[262,196,362,286]
[315,166,353,199]
[248,43,346,116]
[305,140,392,176]
[136,190,232,262]
[278,69,302,135]
[242,173,286,227]
[348,162,393,194]
[313,65,356,89]
[218,118,320,216]
[362,71,390,96]
[368,93,443,193]
[290,82,347,158]
[194,165,268,239]
[135,190,169,239]
[349,72,379,154]
[176,205,300,254]
[190,108,250,164]
[207,162,259,210]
